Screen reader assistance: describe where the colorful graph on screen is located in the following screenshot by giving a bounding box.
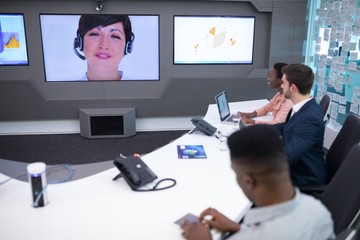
[174,16,255,64]
[3,33,20,48]
[0,14,28,65]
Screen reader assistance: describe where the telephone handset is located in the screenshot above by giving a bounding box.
[113,156,158,190]
[191,117,217,136]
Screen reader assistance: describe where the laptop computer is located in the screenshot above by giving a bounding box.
[215,91,238,125]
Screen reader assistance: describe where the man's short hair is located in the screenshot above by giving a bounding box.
[282,63,314,95]
[227,125,287,173]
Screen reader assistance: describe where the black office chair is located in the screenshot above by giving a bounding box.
[320,94,331,124]
[335,209,360,240]
[300,114,360,195]
[336,229,357,240]
[325,114,360,179]
[321,144,360,235]
[336,228,359,240]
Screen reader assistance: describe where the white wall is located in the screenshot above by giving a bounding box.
[0,119,339,150]
[0,117,194,135]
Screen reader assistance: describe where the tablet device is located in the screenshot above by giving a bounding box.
[174,213,199,226]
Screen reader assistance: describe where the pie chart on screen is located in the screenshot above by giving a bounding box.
[206,26,226,48]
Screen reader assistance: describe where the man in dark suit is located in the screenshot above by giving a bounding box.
[275,63,328,186]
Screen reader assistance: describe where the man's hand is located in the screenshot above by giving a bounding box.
[181,220,212,240]
[199,207,240,233]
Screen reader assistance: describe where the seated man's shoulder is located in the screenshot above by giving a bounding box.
[299,193,331,217]
[304,100,323,113]
[297,103,324,124]
[237,193,334,240]
[272,193,335,239]
[295,193,334,236]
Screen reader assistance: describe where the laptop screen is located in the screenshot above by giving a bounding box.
[215,91,231,121]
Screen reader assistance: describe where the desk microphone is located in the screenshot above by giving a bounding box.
[27,162,48,207]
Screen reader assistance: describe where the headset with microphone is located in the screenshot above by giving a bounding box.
[73,30,135,60]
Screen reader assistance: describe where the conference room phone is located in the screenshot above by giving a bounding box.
[113,155,158,190]
[191,117,217,136]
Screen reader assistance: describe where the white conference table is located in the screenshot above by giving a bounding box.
[203,98,272,127]
[0,99,269,240]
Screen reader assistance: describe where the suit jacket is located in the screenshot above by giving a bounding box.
[275,98,328,186]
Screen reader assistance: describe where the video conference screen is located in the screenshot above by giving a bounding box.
[173,15,255,65]
[39,14,159,82]
[0,13,29,66]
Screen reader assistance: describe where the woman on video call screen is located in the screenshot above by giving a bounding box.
[40,14,159,82]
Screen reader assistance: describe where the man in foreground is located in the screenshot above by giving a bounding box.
[181,125,334,240]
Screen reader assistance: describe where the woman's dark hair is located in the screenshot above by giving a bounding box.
[78,14,132,45]
[273,62,287,79]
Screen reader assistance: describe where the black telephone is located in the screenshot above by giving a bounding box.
[113,156,158,190]
[191,117,217,136]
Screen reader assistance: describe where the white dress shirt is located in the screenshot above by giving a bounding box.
[228,188,335,240]
[290,97,312,117]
